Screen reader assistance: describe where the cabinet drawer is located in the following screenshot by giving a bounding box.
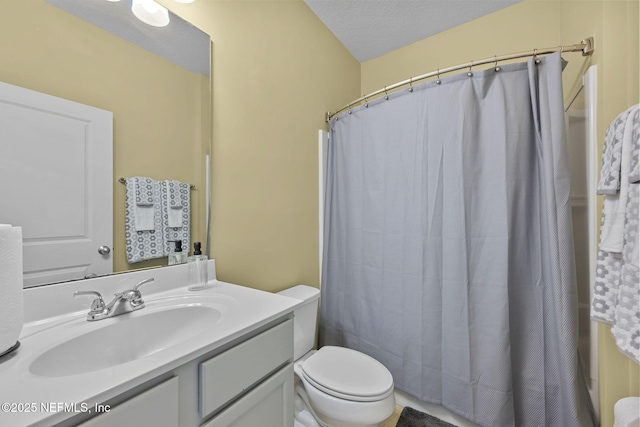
[76,377,178,427]
[202,364,293,427]
[199,318,293,418]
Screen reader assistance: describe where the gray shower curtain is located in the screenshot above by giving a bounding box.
[320,52,596,427]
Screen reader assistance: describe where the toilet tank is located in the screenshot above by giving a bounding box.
[277,285,320,361]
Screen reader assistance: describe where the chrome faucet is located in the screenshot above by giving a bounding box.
[74,278,155,321]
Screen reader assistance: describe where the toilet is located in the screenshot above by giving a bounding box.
[614,397,640,427]
[277,285,395,427]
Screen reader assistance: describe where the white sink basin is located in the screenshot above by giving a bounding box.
[29,304,222,377]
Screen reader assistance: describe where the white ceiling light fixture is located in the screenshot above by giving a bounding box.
[131,0,170,27]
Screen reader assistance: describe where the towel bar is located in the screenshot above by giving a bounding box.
[118,177,195,189]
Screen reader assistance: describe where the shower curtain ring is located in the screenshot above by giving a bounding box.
[534,48,541,64]
[467,61,473,77]
[436,69,441,85]
[348,102,352,114]
[494,55,501,72]
[408,77,414,92]
[384,87,389,100]
[363,95,369,108]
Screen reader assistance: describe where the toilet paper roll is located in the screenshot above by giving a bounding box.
[0,225,23,355]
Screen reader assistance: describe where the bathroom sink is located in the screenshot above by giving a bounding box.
[29,304,222,377]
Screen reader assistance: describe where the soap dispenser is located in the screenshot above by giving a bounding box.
[187,242,209,291]
[168,240,187,265]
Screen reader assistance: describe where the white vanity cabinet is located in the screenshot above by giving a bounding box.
[66,317,294,427]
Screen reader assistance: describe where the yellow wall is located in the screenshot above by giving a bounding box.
[0,0,209,273]
[361,1,639,425]
[159,0,360,292]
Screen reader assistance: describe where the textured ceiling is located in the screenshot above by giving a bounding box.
[304,0,522,62]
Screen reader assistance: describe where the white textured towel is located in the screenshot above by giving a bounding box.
[598,105,638,194]
[601,106,638,252]
[592,104,640,363]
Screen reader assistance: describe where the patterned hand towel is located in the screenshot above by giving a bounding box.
[133,177,157,231]
[125,177,165,263]
[134,176,155,205]
[161,180,190,256]
[164,180,185,228]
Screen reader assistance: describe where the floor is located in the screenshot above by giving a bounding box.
[380,405,403,427]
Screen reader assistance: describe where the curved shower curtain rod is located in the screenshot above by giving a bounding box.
[326,37,595,121]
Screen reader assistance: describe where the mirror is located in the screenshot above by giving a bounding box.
[0,0,211,287]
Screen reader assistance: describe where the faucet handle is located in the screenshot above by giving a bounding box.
[133,277,155,292]
[74,290,106,313]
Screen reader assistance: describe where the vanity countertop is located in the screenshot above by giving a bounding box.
[0,263,301,427]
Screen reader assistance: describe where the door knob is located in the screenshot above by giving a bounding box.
[98,245,111,255]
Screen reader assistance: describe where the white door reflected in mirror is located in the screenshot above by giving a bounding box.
[0,82,113,287]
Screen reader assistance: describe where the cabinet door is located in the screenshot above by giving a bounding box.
[202,364,293,427]
[76,377,178,427]
[199,319,293,418]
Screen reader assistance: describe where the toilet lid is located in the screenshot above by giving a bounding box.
[300,346,394,402]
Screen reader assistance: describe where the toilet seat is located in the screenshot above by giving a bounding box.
[299,346,394,402]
